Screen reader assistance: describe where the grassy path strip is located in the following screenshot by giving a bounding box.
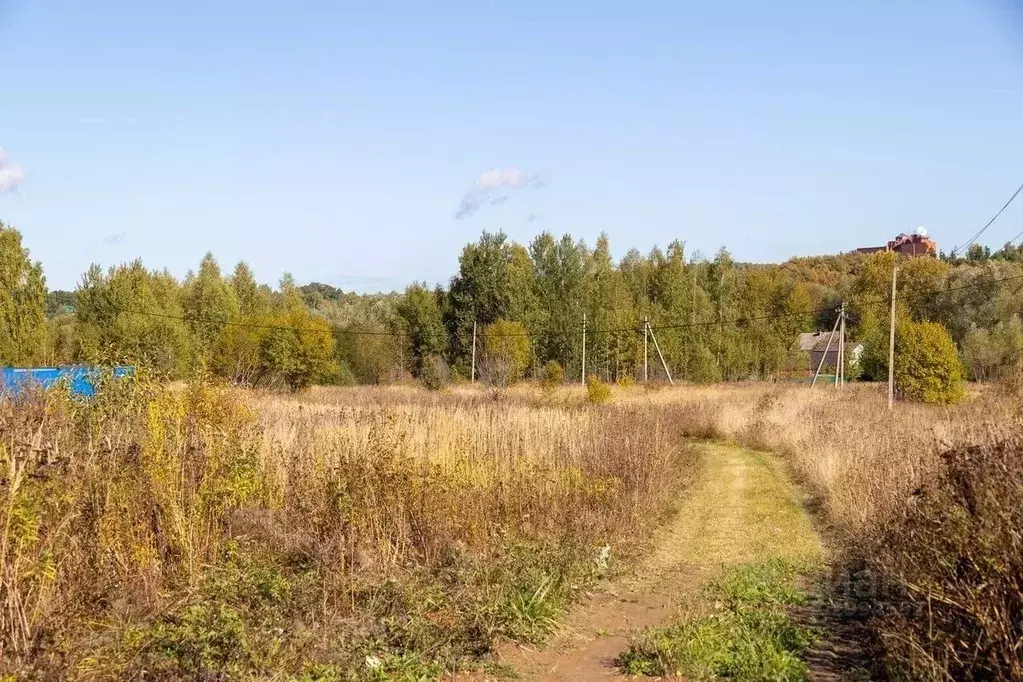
[501,443,825,681]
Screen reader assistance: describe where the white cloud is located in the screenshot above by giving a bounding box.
[454,167,542,219]
[477,168,528,190]
[0,148,24,194]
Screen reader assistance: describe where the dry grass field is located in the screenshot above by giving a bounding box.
[632,382,1023,679]
[0,379,698,679]
[1,378,1020,679]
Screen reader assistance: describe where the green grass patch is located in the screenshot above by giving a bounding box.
[618,559,819,681]
[94,537,585,680]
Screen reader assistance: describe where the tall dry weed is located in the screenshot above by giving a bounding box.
[0,380,697,678]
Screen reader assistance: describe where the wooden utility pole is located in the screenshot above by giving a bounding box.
[839,304,846,388]
[647,322,674,385]
[581,312,587,384]
[471,320,477,383]
[643,316,649,382]
[810,312,842,388]
[888,263,898,410]
[835,303,845,388]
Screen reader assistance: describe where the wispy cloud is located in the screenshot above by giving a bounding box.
[454,167,543,219]
[102,232,126,245]
[0,148,24,194]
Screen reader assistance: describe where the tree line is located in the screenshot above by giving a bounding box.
[4,219,1023,392]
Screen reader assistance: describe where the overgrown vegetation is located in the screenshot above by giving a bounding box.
[619,560,818,681]
[0,379,697,678]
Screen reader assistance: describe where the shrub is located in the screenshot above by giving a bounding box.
[894,320,965,404]
[419,354,450,391]
[539,361,565,394]
[481,320,532,386]
[586,375,612,405]
[962,316,1023,382]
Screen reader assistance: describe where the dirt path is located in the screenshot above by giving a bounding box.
[496,442,825,681]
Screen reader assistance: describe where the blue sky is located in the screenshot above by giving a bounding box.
[2,1,1022,291]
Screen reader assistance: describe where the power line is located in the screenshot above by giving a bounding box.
[951,179,1023,257]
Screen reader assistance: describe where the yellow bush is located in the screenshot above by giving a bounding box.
[539,361,565,394]
[586,375,612,405]
[895,320,965,404]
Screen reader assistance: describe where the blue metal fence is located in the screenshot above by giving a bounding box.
[0,366,133,398]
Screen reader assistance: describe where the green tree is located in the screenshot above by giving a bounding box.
[445,231,519,373]
[395,282,447,376]
[256,310,337,391]
[45,290,77,318]
[0,222,47,366]
[419,354,450,390]
[894,320,965,404]
[317,290,404,383]
[211,319,263,385]
[701,248,738,381]
[849,252,949,329]
[334,328,401,384]
[585,233,638,381]
[530,232,589,374]
[74,260,193,375]
[230,261,269,317]
[276,272,306,313]
[183,252,238,359]
[299,282,344,307]
[481,319,532,385]
[733,268,814,379]
[507,243,538,328]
